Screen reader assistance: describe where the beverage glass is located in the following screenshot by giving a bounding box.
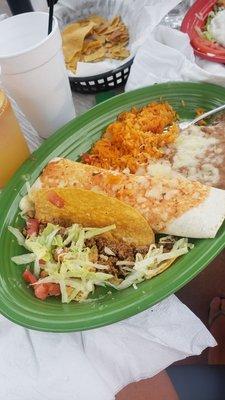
[0,90,30,188]
[0,12,75,139]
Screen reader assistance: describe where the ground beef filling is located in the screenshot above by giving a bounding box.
[22,220,149,279]
[85,236,148,278]
[22,219,177,282]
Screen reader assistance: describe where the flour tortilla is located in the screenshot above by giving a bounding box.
[32,158,225,239]
[165,187,225,238]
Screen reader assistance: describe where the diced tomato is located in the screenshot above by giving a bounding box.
[47,191,65,208]
[26,218,39,236]
[82,153,93,164]
[34,283,61,300]
[23,268,61,300]
[23,269,38,284]
[47,283,61,296]
[34,284,49,300]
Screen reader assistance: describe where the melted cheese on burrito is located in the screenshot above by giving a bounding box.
[37,158,209,233]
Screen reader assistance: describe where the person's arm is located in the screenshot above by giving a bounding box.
[116,371,179,400]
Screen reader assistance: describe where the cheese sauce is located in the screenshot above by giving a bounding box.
[143,117,225,189]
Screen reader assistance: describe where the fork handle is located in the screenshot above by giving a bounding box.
[185,103,225,129]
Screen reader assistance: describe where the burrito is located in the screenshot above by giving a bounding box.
[30,158,225,239]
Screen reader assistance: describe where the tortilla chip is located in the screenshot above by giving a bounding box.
[82,39,102,54]
[111,16,120,26]
[61,14,130,72]
[105,42,113,48]
[106,46,130,59]
[33,187,154,247]
[92,34,106,45]
[62,20,96,63]
[95,23,108,35]
[67,53,80,73]
[83,47,105,62]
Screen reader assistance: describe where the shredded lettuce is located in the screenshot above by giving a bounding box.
[10,222,116,302]
[63,224,80,246]
[9,220,193,302]
[84,224,116,239]
[19,181,39,219]
[11,253,36,265]
[19,193,34,220]
[52,234,64,248]
[34,258,41,277]
[202,5,225,42]
[37,223,60,248]
[8,226,26,247]
[117,237,192,290]
[22,223,60,272]
[203,12,215,41]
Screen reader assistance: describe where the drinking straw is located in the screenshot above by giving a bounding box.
[48,0,55,35]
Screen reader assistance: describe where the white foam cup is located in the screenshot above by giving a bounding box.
[0,12,75,138]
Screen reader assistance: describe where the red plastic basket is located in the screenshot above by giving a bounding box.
[181,0,225,64]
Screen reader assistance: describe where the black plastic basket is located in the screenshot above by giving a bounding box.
[69,57,134,94]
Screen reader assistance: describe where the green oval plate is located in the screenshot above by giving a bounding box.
[0,82,225,332]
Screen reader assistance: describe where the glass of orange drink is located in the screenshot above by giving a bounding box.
[0,90,30,188]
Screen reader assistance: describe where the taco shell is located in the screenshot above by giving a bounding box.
[33,187,154,246]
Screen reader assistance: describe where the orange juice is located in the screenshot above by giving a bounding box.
[0,91,30,187]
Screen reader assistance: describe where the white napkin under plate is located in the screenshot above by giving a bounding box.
[0,296,215,400]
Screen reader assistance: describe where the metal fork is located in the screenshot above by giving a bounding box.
[179,103,225,130]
